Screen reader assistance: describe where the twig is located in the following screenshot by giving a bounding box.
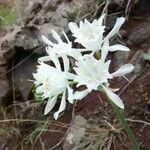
[101,0,110,17]
[0,118,44,123]
[125,0,132,19]
[126,118,150,126]
[36,129,64,134]
[118,74,139,96]
[39,137,46,150]
[127,118,150,132]
[106,122,118,133]
[106,135,113,150]
[93,1,106,18]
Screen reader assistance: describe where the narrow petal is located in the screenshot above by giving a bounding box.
[109,44,130,52]
[67,86,74,104]
[103,86,124,109]
[73,90,89,100]
[111,64,134,77]
[51,54,61,71]
[44,96,58,115]
[98,14,105,26]
[79,20,84,29]
[41,35,54,46]
[101,39,109,61]
[66,72,76,80]
[62,55,69,72]
[54,91,66,120]
[62,30,70,44]
[68,22,79,34]
[67,86,89,104]
[38,56,51,62]
[84,19,91,26]
[105,17,125,40]
[51,30,62,43]
[46,46,52,54]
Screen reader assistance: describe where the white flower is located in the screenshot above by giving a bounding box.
[73,48,134,109]
[40,30,84,61]
[68,15,129,52]
[33,58,75,120]
[32,14,134,119]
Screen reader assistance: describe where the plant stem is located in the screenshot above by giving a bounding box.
[108,99,140,150]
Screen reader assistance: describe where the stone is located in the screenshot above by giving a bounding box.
[0,0,96,103]
[127,23,150,46]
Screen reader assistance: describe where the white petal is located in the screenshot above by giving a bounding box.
[87,81,98,91]
[66,72,76,80]
[105,17,125,40]
[67,86,74,104]
[101,39,109,61]
[46,45,53,54]
[51,54,61,71]
[62,55,69,72]
[79,20,84,29]
[111,64,134,77]
[54,91,66,120]
[62,30,70,44]
[68,22,79,34]
[38,56,51,62]
[73,90,89,100]
[41,35,54,46]
[103,86,124,109]
[98,14,105,26]
[67,86,89,104]
[109,44,130,52]
[44,96,58,115]
[84,19,91,26]
[51,30,62,43]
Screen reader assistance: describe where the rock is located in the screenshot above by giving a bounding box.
[63,115,86,150]
[0,79,10,101]
[127,23,150,46]
[14,26,41,52]
[130,50,145,74]
[0,54,11,102]
[113,51,130,69]
[12,50,39,101]
[0,0,96,103]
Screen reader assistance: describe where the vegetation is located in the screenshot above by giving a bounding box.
[0,5,17,30]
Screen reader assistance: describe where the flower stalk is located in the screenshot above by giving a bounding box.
[32,13,140,148]
[103,91,140,150]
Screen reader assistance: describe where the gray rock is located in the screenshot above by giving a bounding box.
[14,26,41,51]
[127,23,150,46]
[0,79,10,101]
[63,115,87,150]
[0,0,96,103]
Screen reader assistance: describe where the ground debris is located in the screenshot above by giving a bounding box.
[63,115,86,150]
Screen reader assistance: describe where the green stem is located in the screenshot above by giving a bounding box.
[108,99,140,150]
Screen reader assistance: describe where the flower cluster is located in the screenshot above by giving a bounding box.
[33,15,134,120]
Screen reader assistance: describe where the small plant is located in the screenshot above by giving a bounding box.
[32,14,140,149]
[0,6,17,29]
[0,126,19,138]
